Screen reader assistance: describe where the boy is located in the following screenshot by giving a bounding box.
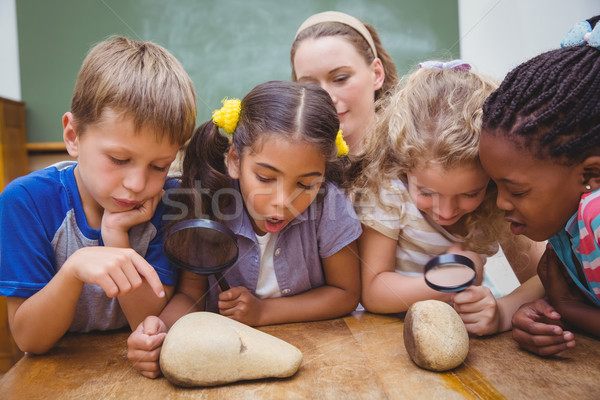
[0,36,196,354]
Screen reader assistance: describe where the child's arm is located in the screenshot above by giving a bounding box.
[358,226,452,313]
[511,298,576,355]
[539,245,600,337]
[453,236,545,335]
[502,235,546,283]
[217,241,361,326]
[127,271,207,378]
[454,275,545,335]
[101,191,170,329]
[7,246,165,354]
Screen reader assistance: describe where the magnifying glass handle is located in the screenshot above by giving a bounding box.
[214,271,230,291]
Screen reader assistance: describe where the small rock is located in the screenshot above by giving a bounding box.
[160,312,303,387]
[403,300,469,371]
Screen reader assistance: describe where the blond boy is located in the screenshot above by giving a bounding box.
[0,36,196,354]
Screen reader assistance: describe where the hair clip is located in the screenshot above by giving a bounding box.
[561,20,600,49]
[336,129,349,157]
[212,98,241,135]
[418,60,471,72]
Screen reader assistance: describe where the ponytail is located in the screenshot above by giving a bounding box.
[179,121,231,220]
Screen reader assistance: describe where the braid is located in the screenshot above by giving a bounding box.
[483,42,600,164]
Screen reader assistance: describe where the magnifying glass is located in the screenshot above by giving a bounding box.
[424,254,476,293]
[163,219,238,291]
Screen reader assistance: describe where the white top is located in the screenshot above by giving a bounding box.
[255,232,282,299]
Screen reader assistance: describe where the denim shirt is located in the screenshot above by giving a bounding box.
[205,181,362,312]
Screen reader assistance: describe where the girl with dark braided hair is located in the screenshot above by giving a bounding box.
[479,15,600,356]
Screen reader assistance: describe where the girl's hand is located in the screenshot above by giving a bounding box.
[127,316,168,378]
[101,190,164,246]
[218,286,263,326]
[511,298,575,356]
[62,247,165,299]
[453,285,500,336]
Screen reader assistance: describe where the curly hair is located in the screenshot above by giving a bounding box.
[482,15,600,165]
[354,65,509,254]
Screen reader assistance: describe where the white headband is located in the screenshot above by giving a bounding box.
[295,11,378,58]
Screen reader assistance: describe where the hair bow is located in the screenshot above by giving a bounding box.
[336,129,349,157]
[561,20,600,49]
[418,60,471,71]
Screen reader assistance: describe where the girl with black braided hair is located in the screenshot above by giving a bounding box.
[480,15,600,356]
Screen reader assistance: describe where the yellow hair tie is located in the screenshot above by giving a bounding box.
[212,98,241,135]
[336,129,349,157]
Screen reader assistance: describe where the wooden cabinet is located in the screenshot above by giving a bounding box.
[0,97,29,189]
[0,97,27,373]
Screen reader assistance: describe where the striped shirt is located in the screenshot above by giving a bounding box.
[355,180,494,275]
[549,189,600,307]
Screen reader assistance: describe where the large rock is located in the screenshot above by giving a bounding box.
[160,312,303,387]
[403,300,469,371]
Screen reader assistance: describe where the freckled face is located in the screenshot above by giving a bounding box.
[407,162,489,228]
[479,132,583,241]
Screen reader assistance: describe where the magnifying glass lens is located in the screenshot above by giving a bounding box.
[424,254,476,292]
[165,227,237,269]
[164,219,239,291]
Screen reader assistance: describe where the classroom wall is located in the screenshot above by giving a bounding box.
[15,0,460,145]
[0,0,20,101]
[458,0,599,79]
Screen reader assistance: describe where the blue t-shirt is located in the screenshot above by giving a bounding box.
[204,181,362,312]
[0,162,178,332]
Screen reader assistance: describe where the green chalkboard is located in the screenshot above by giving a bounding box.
[17,0,459,144]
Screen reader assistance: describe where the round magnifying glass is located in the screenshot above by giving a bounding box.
[163,219,238,291]
[424,254,476,293]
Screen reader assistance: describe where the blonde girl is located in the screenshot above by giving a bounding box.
[354,61,545,336]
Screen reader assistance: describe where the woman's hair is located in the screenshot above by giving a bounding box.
[290,20,399,101]
[178,80,347,220]
[355,65,508,253]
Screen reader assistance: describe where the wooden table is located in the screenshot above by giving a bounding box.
[0,311,598,399]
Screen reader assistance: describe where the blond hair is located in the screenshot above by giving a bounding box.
[71,36,197,145]
[355,66,510,254]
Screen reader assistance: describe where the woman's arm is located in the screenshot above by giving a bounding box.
[358,226,451,314]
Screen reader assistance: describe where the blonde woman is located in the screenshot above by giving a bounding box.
[354,61,546,336]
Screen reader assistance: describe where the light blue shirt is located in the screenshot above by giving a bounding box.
[204,181,362,312]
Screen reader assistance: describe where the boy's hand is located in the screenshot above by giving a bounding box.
[62,247,165,299]
[511,298,575,356]
[218,286,263,326]
[127,316,168,378]
[101,190,164,244]
[453,285,500,336]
